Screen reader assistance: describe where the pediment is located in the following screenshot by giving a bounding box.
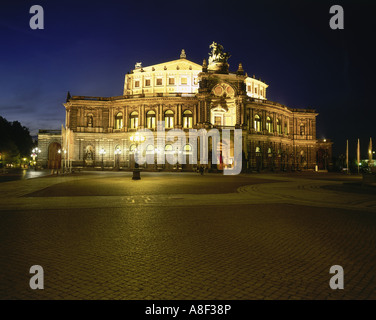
[135,59,202,73]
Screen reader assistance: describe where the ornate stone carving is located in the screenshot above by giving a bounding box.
[208,42,231,65]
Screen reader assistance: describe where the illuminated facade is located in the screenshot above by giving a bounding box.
[37,43,332,171]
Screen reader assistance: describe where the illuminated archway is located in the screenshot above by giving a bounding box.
[48,142,61,169]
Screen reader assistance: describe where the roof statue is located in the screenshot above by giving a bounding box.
[207,42,231,73]
[208,42,231,65]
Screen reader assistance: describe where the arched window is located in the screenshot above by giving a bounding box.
[129,144,136,152]
[183,144,192,154]
[268,148,272,154]
[87,114,93,127]
[300,124,305,135]
[276,119,282,134]
[164,110,174,129]
[183,110,193,128]
[146,110,156,129]
[266,117,273,133]
[130,111,138,129]
[114,145,121,158]
[255,147,261,153]
[115,112,123,129]
[284,122,288,135]
[165,144,173,152]
[300,150,305,164]
[254,115,261,131]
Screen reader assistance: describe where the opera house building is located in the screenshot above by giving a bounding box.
[37,43,332,172]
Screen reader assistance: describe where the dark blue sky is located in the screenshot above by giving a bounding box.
[0,0,375,156]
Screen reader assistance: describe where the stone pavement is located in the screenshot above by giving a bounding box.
[0,171,375,299]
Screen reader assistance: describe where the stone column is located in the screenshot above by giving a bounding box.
[262,110,267,131]
[236,102,241,126]
[159,104,163,122]
[193,104,197,126]
[250,108,254,130]
[243,103,247,126]
[138,105,141,128]
[141,104,145,128]
[197,101,202,123]
[204,100,208,123]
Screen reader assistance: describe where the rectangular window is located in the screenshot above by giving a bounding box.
[181,77,187,85]
[183,117,192,128]
[215,116,222,126]
[255,88,258,94]
[165,117,174,128]
[131,118,138,129]
[145,79,151,86]
[156,78,163,86]
[147,117,156,129]
[248,86,251,91]
[169,78,175,85]
[255,120,261,132]
[134,81,140,88]
[115,119,123,130]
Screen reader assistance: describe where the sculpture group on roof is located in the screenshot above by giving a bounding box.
[208,42,231,65]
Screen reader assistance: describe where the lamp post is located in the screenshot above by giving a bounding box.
[31,148,41,170]
[114,148,121,170]
[58,149,68,172]
[58,149,61,172]
[99,148,106,170]
[130,132,145,180]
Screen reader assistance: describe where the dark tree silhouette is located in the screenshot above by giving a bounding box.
[0,116,33,166]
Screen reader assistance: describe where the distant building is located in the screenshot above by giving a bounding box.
[37,43,332,171]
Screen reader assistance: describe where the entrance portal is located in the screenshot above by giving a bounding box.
[48,142,62,169]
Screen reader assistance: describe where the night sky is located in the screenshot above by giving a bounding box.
[0,0,375,157]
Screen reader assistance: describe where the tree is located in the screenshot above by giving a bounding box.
[0,116,33,167]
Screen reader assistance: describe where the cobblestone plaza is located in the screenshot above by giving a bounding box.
[1,171,375,300]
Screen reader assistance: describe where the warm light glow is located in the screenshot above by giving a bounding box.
[130,132,145,143]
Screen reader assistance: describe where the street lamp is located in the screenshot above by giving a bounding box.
[58,149,68,172]
[31,148,41,169]
[99,148,106,170]
[130,132,145,180]
[114,148,121,170]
